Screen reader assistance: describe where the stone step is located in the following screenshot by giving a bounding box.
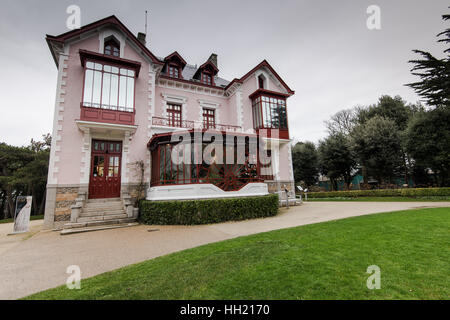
[61,222,139,235]
[80,209,126,217]
[84,201,123,208]
[65,217,136,229]
[77,213,128,223]
[86,198,121,203]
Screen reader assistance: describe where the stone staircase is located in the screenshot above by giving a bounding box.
[61,198,138,235]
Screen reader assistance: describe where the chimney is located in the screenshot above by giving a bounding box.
[208,53,218,68]
[137,32,146,46]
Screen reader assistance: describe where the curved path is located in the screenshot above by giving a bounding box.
[0,201,448,299]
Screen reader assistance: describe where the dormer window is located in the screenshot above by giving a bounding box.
[104,39,120,57]
[168,64,180,78]
[202,72,213,85]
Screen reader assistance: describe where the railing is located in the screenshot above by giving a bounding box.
[152,117,242,132]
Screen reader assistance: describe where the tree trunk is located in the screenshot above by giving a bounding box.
[38,190,46,214]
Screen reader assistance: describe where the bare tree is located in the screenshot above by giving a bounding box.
[325,108,357,135]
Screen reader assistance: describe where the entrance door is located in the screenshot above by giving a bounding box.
[89,140,122,199]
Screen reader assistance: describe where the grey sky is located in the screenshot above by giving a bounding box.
[0,0,448,146]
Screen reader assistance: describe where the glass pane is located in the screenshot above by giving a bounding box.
[86,61,94,69]
[115,156,119,166]
[92,71,102,107]
[126,77,134,109]
[128,70,135,77]
[93,156,104,177]
[110,74,119,109]
[160,147,165,182]
[101,72,111,107]
[83,69,93,106]
[94,63,102,71]
[104,65,112,72]
[115,143,120,152]
[111,66,119,74]
[114,167,119,176]
[120,68,128,75]
[118,76,127,107]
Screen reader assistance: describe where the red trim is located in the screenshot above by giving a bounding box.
[46,15,163,67]
[79,49,141,76]
[249,88,291,100]
[225,60,295,95]
[163,51,187,67]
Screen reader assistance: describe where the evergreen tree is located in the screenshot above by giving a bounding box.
[407,11,450,108]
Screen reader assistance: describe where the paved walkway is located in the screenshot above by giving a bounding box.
[0,201,448,299]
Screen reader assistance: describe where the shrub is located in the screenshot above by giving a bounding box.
[307,188,450,198]
[139,194,279,225]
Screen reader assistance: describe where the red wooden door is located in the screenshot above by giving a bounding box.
[89,140,122,199]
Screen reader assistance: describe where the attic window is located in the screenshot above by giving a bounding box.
[258,74,266,89]
[104,39,120,57]
[168,64,180,78]
[202,72,213,86]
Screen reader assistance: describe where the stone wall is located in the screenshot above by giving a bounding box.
[54,187,79,222]
[266,180,295,195]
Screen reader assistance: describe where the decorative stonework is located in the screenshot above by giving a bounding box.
[157,79,226,98]
[48,45,69,185]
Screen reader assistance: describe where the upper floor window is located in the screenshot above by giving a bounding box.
[202,108,215,129]
[82,61,135,112]
[104,39,120,57]
[201,72,213,86]
[168,64,180,78]
[167,103,182,127]
[252,94,288,130]
[258,75,266,89]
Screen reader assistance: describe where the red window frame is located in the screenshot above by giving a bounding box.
[202,108,216,129]
[251,94,288,130]
[167,103,182,127]
[201,72,213,86]
[81,60,136,113]
[104,39,120,57]
[168,64,181,78]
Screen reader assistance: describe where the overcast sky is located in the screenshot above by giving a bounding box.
[0,0,448,146]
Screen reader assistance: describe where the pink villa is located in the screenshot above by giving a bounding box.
[43,16,295,230]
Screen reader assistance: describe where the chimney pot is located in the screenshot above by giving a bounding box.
[137,32,146,45]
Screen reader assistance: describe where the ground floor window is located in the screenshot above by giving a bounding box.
[149,132,272,191]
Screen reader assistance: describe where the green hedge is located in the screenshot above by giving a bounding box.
[139,194,279,225]
[307,188,450,198]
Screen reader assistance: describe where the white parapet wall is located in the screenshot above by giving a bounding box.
[147,183,269,201]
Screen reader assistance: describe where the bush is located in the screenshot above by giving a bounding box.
[139,194,279,225]
[307,188,450,198]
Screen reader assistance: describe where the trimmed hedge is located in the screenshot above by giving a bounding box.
[307,187,450,198]
[139,194,279,225]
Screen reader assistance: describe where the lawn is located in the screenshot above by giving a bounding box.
[26,207,450,300]
[306,196,450,202]
[0,214,44,224]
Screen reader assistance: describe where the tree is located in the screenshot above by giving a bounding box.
[407,11,450,108]
[318,133,357,190]
[350,116,403,185]
[0,134,51,219]
[325,108,357,135]
[292,141,319,187]
[405,107,450,186]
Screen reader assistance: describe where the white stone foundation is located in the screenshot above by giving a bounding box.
[147,183,268,201]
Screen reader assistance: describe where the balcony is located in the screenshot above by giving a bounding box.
[151,116,242,132]
[80,103,135,126]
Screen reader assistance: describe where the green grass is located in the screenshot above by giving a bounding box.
[0,214,44,224]
[306,196,450,202]
[26,207,450,300]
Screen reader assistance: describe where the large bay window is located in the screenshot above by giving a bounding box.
[82,61,135,113]
[252,93,288,130]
